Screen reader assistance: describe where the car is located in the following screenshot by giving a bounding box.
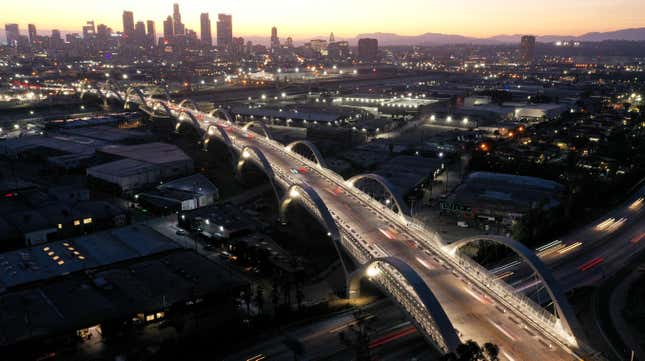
[290,168,299,174]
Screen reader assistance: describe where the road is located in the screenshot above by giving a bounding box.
[213,117,579,360]
[92,89,587,360]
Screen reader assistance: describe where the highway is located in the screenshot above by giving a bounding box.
[88,86,592,360]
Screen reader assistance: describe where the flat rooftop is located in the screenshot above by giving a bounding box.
[99,142,191,164]
[0,224,180,291]
[0,250,247,347]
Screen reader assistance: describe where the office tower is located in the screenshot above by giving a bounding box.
[28,24,37,44]
[163,16,174,39]
[82,20,96,38]
[520,35,536,63]
[328,41,349,59]
[217,14,233,50]
[200,13,212,46]
[271,26,279,49]
[329,32,335,43]
[358,38,378,60]
[173,3,184,35]
[50,29,62,49]
[134,21,146,45]
[4,24,20,47]
[122,11,135,36]
[146,20,156,46]
[310,39,327,54]
[285,37,293,48]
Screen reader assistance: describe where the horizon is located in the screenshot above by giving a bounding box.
[1,0,645,40]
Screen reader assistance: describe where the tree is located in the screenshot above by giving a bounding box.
[440,340,499,361]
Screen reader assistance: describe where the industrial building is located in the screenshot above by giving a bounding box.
[137,173,219,212]
[87,142,194,194]
[441,172,566,225]
[0,224,247,352]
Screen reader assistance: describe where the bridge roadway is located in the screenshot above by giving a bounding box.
[95,88,584,360]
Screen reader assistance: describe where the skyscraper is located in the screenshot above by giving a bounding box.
[217,14,233,50]
[163,16,174,39]
[173,3,184,35]
[358,38,378,61]
[134,21,146,45]
[82,20,96,38]
[122,11,135,36]
[271,26,279,49]
[200,13,212,46]
[28,24,37,44]
[146,20,156,46]
[520,35,536,63]
[4,24,20,47]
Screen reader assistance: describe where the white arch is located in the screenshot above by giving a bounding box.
[124,87,146,110]
[242,121,273,140]
[449,235,580,340]
[209,108,234,124]
[150,100,172,118]
[348,257,460,353]
[346,173,410,217]
[286,140,328,169]
[101,80,124,103]
[279,182,350,277]
[236,146,281,204]
[178,98,199,112]
[176,111,203,133]
[203,125,237,166]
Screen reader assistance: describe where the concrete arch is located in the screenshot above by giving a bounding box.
[348,257,460,353]
[286,140,328,169]
[176,111,203,134]
[124,87,146,110]
[209,108,234,124]
[236,146,281,205]
[279,182,349,279]
[150,100,172,118]
[449,235,579,340]
[101,80,124,102]
[147,85,171,101]
[178,98,199,112]
[203,125,237,166]
[242,121,273,140]
[346,174,410,217]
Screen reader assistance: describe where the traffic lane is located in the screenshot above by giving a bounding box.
[224,124,577,359]
[380,239,576,361]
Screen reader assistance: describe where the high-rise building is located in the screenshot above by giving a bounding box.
[27,24,37,44]
[82,20,96,38]
[520,35,536,63]
[217,14,233,50]
[271,26,279,49]
[134,21,146,45]
[285,37,293,48]
[173,3,184,35]
[163,16,174,39]
[200,13,212,46]
[50,29,62,49]
[328,41,349,59]
[122,11,135,36]
[358,38,378,61]
[146,20,156,46]
[310,39,327,54]
[329,32,335,43]
[4,24,20,47]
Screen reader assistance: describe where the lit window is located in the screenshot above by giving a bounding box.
[155,312,165,319]
[57,224,62,229]
[73,220,81,226]
[145,314,155,322]
[57,260,65,265]
[43,247,50,252]
[83,218,92,224]
[52,256,60,261]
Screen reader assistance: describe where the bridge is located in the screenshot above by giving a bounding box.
[84,81,603,360]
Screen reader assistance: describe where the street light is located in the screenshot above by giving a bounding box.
[366,265,380,277]
[289,189,300,198]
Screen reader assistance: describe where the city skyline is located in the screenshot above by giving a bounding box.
[1,0,644,40]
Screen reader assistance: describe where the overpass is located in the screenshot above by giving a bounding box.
[83,81,603,360]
